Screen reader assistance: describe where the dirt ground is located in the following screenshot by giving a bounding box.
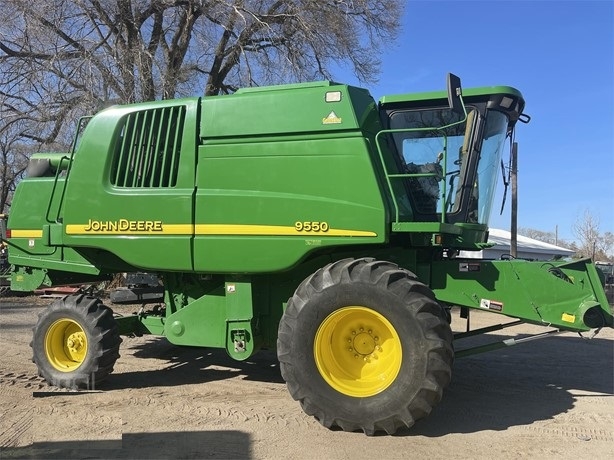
[0,294,612,460]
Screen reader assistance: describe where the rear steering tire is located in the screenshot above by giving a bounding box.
[31,294,121,389]
[277,258,453,435]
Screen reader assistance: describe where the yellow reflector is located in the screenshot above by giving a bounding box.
[561,313,576,323]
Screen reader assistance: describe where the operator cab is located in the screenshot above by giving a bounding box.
[378,75,526,227]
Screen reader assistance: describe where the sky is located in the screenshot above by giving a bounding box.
[336,0,613,243]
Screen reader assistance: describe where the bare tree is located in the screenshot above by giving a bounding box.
[0,0,403,210]
[0,118,30,213]
[1,0,402,136]
[199,0,402,95]
[0,90,18,213]
[573,209,612,260]
[603,232,614,261]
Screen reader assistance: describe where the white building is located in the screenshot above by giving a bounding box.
[459,228,575,261]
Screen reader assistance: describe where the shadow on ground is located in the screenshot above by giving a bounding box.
[102,338,284,390]
[97,330,614,437]
[407,332,613,437]
[3,295,612,438]
[0,430,251,459]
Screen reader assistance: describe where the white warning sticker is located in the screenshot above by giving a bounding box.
[480,299,503,312]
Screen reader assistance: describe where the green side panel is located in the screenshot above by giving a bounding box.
[10,249,100,275]
[162,278,259,360]
[6,178,65,257]
[431,258,613,332]
[61,99,200,272]
[10,265,109,292]
[193,83,388,273]
[159,273,230,347]
[4,175,114,284]
[10,266,50,291]
[194,136,386,272]
[164,292,227,346]
[201,82,371,137]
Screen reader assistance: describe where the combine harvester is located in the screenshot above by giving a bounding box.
[1,74,611,435]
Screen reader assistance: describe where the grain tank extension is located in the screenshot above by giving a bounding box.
[2,74,612,435]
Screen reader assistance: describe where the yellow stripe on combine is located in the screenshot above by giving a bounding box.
[195,224,377,237]
[10,230,43,238]
[61,223,377,237]
[161,224,193,235]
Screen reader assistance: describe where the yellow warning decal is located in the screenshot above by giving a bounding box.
[322,111,342,124]
[561,313,576,323]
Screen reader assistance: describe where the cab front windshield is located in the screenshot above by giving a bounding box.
[388,107,509,225]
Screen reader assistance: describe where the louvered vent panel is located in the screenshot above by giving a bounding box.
[111,105,186,188]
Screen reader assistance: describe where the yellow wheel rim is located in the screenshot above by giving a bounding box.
[314,306,402,397]
[45,318,88,372]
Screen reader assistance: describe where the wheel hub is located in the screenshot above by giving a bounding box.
[350,329,380,361]
[314,306,402,397]
[66,332,86,354]
[45,318,88,372]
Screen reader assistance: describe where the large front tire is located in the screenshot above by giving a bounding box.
[31,294,121,389]
[277,258,453,435]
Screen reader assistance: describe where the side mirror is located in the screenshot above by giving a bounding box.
[447,73,464,115]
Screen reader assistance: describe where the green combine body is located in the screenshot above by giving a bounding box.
[2,75,611,435]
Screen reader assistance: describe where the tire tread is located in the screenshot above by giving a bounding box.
[31,294,121,389]
[278,257,453,435]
